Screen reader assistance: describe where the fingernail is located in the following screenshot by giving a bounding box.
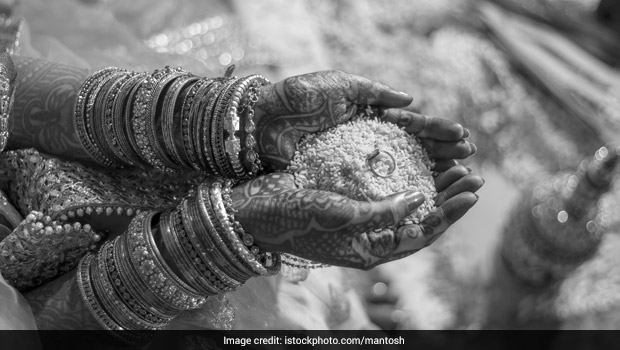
[470,143,478,155]
[405,191,425,212]
[474,193,479,201]
[462,128,470,138]
[382,89,413,106]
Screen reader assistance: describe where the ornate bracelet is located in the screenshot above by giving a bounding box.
[0,62,12,152]
[78,253,124,331]
[74,67,123,167]
[125,211,207,310]
[227,75,270,178]
[220,180,280,274]
[122,73,151,167]
[192,182,250,283]
[198,181,256,279]
[132,67,187,172]
[74,66,271,177]
[104,236,175,325]
[209,180,280,276]
[192,79,223,172]
[93,72,135,167]
[220,179,258,255]
[102,71,142,167]
[211,77,242,178]
[181,192,244,288]
[93,240,165,330]
[239,78,266,176]
[160,206,225,296]
[160,75,199,168]
[114,232,185,317]
[178,199,239,293]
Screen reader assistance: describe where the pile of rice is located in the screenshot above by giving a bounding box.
[287,111,437,224]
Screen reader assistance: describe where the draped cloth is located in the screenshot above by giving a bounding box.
[0,13,37,331]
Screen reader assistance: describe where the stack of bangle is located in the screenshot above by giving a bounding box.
[74,66,269,177]
[78,179,280,333]
[0,62,12,153]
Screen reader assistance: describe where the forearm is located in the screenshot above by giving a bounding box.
[8,56,93,163]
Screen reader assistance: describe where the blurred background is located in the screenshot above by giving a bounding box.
[5,0,620,331]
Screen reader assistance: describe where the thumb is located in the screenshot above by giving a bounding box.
[357,191,425,233]
[350,74,413,108]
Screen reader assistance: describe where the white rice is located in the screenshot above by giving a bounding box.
[288,110,437,224]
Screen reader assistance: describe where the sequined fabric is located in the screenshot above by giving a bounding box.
[0,148,205,291]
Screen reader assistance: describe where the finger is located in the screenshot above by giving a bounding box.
[433,159,459,172]
[354,191,426,234]
[349,74,413,108]
[348,191,425,260]
[439,192,479,225]
[381,109,467,141]
[433,165,471,192]
[422,139,477,160]
[391,192,479,256]
[434,174,484,206]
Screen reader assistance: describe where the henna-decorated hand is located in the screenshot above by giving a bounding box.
[379,108,476,172]
[253,70,411,169]
[230,166,483,269]
[253,70,476,171]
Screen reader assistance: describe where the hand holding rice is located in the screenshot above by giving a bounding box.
[287,110,437,226]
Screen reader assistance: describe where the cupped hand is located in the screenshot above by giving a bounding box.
[230,165,483,269]
[253,70,476,171]
[379,108,476,171]
[253,70,412,170]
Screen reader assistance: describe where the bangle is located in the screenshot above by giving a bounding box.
[181,193,244,288]
[85,69,128,168]
[122,73,151,167]
[115,231,184,316]
[0,63,12,152]
[198,182,255,280]
[180,78,211,170]
[191,79,223,172]
[193,183,250,283]
[93,72,135,167]
[78,253,123,330]
[220,179,259,255]
[223,77,250,177]
[125,211,207,310]
[240,78,267,175]
[160,207,224,296]
[93,240,163,330]
[74,67,123,167]
[226,75,269,178]
[179,199,239,293]
[160,75,199,168]
[101,71,142,167]
[105,236,175,324]
[148,72,190,171]
[209,180,271,276]
[132,67,186,172]
[220,180,281,274]
[211,78,241,178]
